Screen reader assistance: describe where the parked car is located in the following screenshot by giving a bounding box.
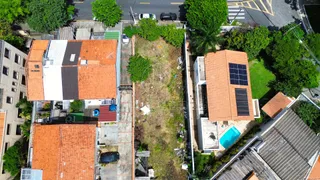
[139,13,156,20]
[122,34,130,44]
[160,13,177,21]
[99,152,120,164]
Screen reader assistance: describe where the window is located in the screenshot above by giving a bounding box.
[14,54,21,64]
[6,96,13,104]
[4,143,9,152]
[19,92,24,100]
[31,70,40,72]
[12,82,17,86]
[17,108,22,118]
[13,71,19,80]
[16,125,21,135]
[11,88,17,92]
[21,75,26,85]
[23,58,26,67]
[6,124,10,135]
[4,48,10,59]
[2,66,8,76]
[34,65,39,68]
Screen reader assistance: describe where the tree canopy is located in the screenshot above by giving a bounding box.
[306,33,320,60]
[185,0,228,30]
[190,25,222,55]
[226,26,270,59]
[27,0,68,32]
[92,0,122,27]
[0,20,25,49]
[0,0,28,23]
[138,19,161,41]
[295,101,320,133]
[128,54,152,82]
[3,141,25,176]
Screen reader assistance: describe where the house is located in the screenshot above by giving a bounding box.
[193,50,259,152]
[215,94,320,180]
[0,40,28,179]
[30,124,96,180]
[26,40,117,101]
[26,39,119,122]
[261,92,295,118]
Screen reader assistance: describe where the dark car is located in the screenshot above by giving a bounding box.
[160,13,177,21]
[99,152,120,164]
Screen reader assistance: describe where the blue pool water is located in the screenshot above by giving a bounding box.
[220,126,241,149]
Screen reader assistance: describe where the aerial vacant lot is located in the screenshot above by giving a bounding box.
[134,36,187,179]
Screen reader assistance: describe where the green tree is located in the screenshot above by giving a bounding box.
[123,26,139,38]
[92,0,122,27]
[161,25,185,47]
[21,120,31,140]
[128,54,152,82]
[190,26,223,55]
[138,19,161,41]
[27,0,68,32]
[0,0,29,23]
[306,33,320,60]
[226,26,270,59]
[3,141,25,176]
[16,98,33,120]
[0,20,25,49]
[185,0,227,30]
[295,101,320,133]
[70,100,83,113]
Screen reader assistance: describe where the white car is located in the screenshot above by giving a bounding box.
[139,13,156,20]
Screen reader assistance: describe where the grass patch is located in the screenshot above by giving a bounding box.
[249,59,275,99]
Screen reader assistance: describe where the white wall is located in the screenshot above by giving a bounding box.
[47,40,67,65]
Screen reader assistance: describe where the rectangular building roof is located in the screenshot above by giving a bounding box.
[204,50,254,121]
[258,109,320,180]
[32,124,96,180]
[26,40,117,100]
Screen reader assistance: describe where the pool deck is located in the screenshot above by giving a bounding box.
[214,120,255,157]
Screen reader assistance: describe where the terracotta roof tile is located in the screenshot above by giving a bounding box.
[32,124,96,180]
[0,113,5,153]
[26,40,48,100]
[78,65,116,99]
[262,92,294,118]
[308,156,320,180]
[205,50,254,121]
[79,40,117,65]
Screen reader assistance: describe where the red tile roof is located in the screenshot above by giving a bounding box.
[32,124,96,180]
[205,50,254,121]
[308,156,320,180]
[99,105,116,121]
[262,92,294,118]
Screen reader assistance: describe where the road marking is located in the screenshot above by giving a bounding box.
[170,2,183,4]
[139,2,150,4]
[228,13,245,16]
[229,9,245,12]
[229,16,245,20]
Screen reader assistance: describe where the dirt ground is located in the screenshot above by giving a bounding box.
[134,37,187,179]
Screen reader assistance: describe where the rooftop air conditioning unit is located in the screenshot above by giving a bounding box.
[80,60,88,65]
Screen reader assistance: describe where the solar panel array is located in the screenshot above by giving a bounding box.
[229,63,248,85]
[235,88,250,116]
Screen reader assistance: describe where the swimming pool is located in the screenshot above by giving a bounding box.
[220,126,241,149]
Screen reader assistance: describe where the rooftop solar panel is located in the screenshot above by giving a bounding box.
[235,88,250,116]
[229,63,248,85]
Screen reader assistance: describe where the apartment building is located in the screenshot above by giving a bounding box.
[0,40,27,179]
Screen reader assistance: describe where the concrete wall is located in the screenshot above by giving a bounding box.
[0,40,27,179]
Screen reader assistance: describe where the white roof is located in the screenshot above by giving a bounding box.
[47,40,67,66]
[43,66,63,100]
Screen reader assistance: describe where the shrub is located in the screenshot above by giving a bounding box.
[70,100,83,113]
[161,25,185,47]
[92,0,122,27]
[138,19,161,41]
[3,141,25,176]
[123,26,139,38]
[127,54,152,82]
[294,101,320,133]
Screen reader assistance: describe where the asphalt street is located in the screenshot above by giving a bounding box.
[117,0,186,21]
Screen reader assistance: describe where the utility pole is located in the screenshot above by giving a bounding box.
[130,6,137,25]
